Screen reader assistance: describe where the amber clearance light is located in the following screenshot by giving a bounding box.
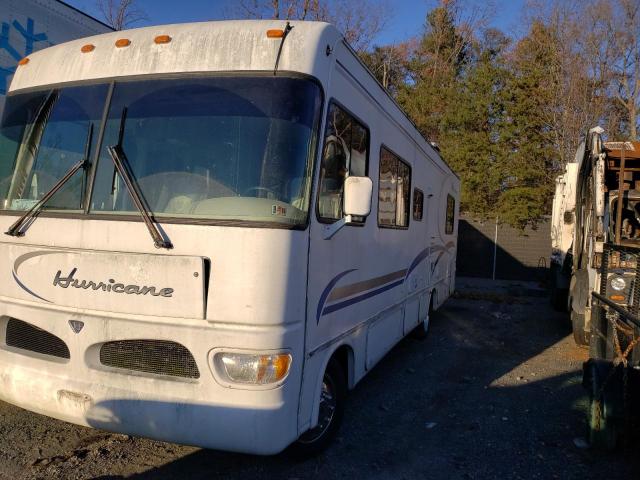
[81,44,95,53]
[610,295,625,302]
[18,57,29,65]
[115,38,131,48]
[266,29,285,38]
[154,35,172,44]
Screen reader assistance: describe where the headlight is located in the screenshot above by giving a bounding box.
[214,352,292,385]
[610,276,627,291]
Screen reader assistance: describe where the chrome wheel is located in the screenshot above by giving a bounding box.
[298,374,337,444]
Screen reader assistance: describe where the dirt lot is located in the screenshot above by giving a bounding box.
[0,281,639,479]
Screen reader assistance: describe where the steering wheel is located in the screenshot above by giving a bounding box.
[243,186,277,199]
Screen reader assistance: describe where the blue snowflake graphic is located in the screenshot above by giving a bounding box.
[0,18,48,95]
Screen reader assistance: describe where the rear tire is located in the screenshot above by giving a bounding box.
[571,309,589,348]
[291,358,346,456]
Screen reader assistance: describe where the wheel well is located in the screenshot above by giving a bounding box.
[331,344,353,389]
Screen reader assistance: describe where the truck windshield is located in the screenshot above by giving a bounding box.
[0,76,322,227]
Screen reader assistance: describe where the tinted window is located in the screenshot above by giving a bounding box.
[317,103,369,222]
[413,188,424,221]
[378,146,411,228]
[446,194,455,234]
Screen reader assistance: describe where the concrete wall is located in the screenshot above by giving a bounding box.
[457,215,551,281]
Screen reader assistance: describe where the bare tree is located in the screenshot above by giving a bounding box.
[582,0,640,140]
[231,0,389,52]
[361,42,413,93]
[525,0,610,164]
[97,0,148,31]
[610,0,640,140]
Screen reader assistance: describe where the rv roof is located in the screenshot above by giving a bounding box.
[9,20,340,93]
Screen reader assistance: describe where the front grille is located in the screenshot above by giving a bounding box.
[5,318,70,359]
[99,340,200,379]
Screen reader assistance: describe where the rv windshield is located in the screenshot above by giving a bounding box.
[0,85,108,211]
[0,76,322,226]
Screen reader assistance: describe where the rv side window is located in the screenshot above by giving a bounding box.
[446,194,455,234]
[378,146,411,228]
[413,188,424,221]
[317,102,369,222]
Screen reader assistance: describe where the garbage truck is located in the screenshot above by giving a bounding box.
[551,127,640,448]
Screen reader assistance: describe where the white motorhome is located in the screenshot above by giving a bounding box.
[0,21,459,455]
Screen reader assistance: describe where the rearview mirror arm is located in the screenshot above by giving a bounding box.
[322,215,352,240]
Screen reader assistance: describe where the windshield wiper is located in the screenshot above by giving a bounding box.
[5,122,94,237]
[108,108,172,249]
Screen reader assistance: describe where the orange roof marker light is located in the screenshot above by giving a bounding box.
[81,44,95,53]
[267,29,285,38]
[115,38,131,48]
[18,57,29,66]
[154,35,172,44]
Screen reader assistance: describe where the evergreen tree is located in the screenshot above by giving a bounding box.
[499,21,559,228]
[397,3,468,143]
[439,29,509,218]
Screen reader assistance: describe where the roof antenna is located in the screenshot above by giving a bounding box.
[273,21,293,76]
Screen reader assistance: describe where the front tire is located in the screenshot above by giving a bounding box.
[571,308,589,347]
[292,358,346,456]
[585,360,620,450]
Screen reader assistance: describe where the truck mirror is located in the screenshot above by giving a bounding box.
[343,176,372,217]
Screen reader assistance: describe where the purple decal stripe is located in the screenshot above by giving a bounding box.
[322,278,404,316]
[317,245,451,322]
[405,247,430,279]
[316,269,357,323]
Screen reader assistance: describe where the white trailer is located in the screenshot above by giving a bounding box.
[0,20,459,455]
[0,0,111,113]
[549,150,579,310]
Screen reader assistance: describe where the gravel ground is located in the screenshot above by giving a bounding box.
[0,284,639,479]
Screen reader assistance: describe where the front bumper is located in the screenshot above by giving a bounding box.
[0,298,303,455]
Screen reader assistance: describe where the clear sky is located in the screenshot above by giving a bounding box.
[63,0,529,46]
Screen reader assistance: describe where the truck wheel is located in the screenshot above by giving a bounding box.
[585,360,619,450]
[411,295,434,340]
[571,309,589,347]
[292,358,346,456]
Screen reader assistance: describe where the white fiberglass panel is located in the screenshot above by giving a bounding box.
[0,243,206,318]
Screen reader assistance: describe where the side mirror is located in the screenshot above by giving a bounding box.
[344,176,373,217]
[323,176,373,240]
